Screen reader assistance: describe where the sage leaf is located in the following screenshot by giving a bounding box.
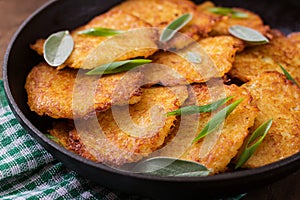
[186,52,202,64]
[77,27,124,36]
[86,59,152,75]
[229,25,269,44]
[193,99,243,143]
[208,7,248,18]
[167,96,233,116]
[160,13,193,42]
[279,64,300,87]
[132,157,210,177]
[45,134,63,146]
[235,119,273,169]
[43,30,74,67]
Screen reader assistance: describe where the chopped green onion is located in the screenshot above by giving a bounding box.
[86,59,152,75]
[45,134,63,146]
[193,99,243,143]
[77,27,124,36]
[235,119,273,169]
[208,7,248,18]
[167,96,233,116]
[279,64,300,87]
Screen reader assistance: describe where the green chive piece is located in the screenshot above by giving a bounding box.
[235,119,273,169]
[229,25,269,44]
[279,64,300,87]
[160,13,193,42]
[43,30,74,67]
[77,27,124,36]
[167,96,233,116]
[86,59,152,75]
[193,99,243,143]
[45,134,63,146]
[132,157,210,177]
[208,7,249,18]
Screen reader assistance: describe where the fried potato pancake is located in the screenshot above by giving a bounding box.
[112,0,216,49]
[25,62,143,119]
[158,84,258,174]
[242,72,300,168]
[112,0,196,28]
[288,32,300,49]
[31,10,158,69]
[48,120,72,148]
[68,86,188,166]
[197,1,270,37]
[48,120,97,161]
[229,30,300,83]
[143,36,244,86]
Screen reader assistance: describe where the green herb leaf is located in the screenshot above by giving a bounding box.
[186,52,202,64]
[43,30,74,67]
[193,99,243,143]
[160,13,193,42]
[167,96,233,116]
[132,157,210,177]
[86,59,152,75]
[77,27,124,36]
[223,193,247,200]
[45,134,63,146]
[235,119,273,169]
[279,64,300,87]
[208,7,248,18]
[229,25,269,44]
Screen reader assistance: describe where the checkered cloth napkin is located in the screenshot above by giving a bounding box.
[0,80,147,200]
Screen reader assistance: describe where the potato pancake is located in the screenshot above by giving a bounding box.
[113,0,216,49]
[48,120,97,162]
[158,84,257,174]
[68,86,188,166]
[31,10,158,69]
[242,72,300,168]
[197,1,270,37]
[143,35,244,86]
[288,32,300,49]
[229,30,300,83]
[25,62,143,119]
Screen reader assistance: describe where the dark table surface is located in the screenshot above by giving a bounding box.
[0,0,299,199]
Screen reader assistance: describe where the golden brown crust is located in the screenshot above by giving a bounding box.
[25,62,144,119]
[68,129,97,162]
[159,84,258,174]
[143,36,244,86]
[197,1,270,37]
[242,72,300,168]
[229,30,300,83]
[288,32,300,49]
[113,0,196,28]
[48,120,96,161]
[30,10,158,69]
[48,120,73,148]
[69,86,189,166]
[113,0,216,49]
[27,0,300,172]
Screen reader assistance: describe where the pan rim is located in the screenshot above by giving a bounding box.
[3,0,300,184]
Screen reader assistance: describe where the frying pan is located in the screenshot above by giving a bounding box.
[3,0,300,199]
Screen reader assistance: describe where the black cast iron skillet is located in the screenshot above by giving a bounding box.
[3,0,300,199]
